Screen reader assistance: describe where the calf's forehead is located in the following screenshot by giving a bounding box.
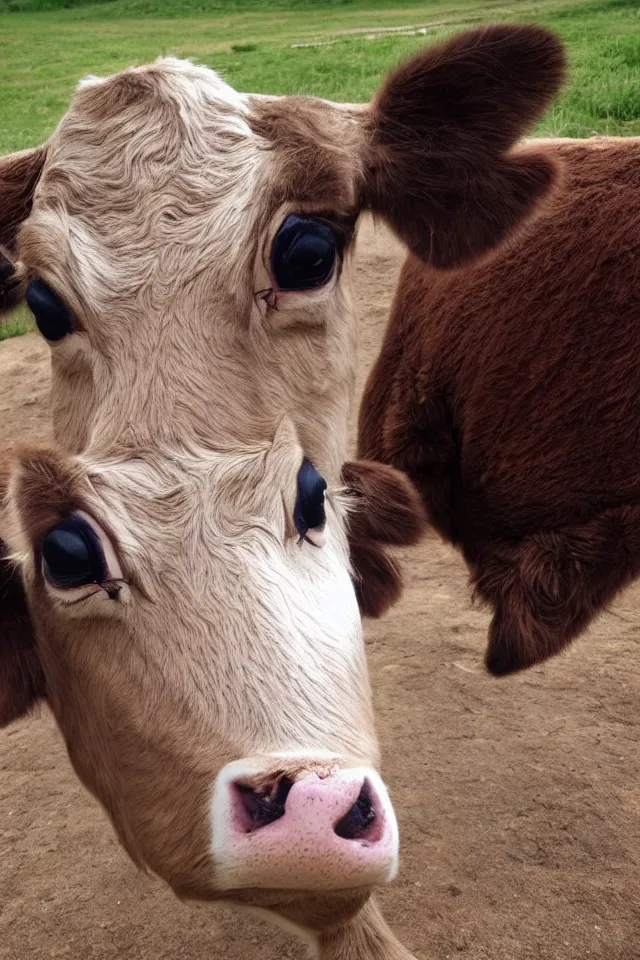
[44,58,260,193]
[25,60,363,283]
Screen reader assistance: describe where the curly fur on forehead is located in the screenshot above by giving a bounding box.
[24,58,267,306]
[77,57,252,127]
[13,57,363,473]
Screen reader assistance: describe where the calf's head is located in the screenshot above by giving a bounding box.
[0,437,435,949]
[0,25,564,472]
[0,23,564,952]
[0,436,414,927]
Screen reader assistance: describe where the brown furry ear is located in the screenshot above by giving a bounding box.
[0,146,46,256]
[348,539,404,619]
[342,460,426,618]
[0,251,27,315]
[341,460,426,546]
[0,146,46,315]
[363,24,566,268]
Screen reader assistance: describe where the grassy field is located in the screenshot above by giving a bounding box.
[2,0,640,153]
[0,0,639,336]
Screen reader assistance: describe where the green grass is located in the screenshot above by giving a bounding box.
[0,0,639,155]
[1,0,639,334]
[0,308,32,341]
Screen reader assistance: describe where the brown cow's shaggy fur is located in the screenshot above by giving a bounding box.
[359,136,640,676]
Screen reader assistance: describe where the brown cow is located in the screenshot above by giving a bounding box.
[359,135,640,680]
[0,26,564,959]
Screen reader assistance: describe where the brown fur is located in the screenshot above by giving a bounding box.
[0,252,25,312]
[0,538,43,724]
[359,136,640,676]
[0,453,44,725]
[0,147,45,311]
[347,541,404,621]
[12,446,86,538]
[249,96,364,217]
[0,563,43,724]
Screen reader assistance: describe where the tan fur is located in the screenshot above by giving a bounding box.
[19,61,362,477]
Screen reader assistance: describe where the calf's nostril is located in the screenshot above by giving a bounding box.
[334,780,377,841]
[235,777,294,833]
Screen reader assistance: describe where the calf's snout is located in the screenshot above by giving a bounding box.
[212,761,399,891]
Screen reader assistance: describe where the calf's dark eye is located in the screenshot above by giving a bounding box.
[42,515,107,589]
[271,215,339,291]
[294,458,327,542]
[26,280,73,342]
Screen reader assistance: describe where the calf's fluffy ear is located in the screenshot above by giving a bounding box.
[0,146,47,314]
[0,538,43,725]
[0,455,44,725]
[362,25,566,269]
[342,460,426,618]
[0,146,46,255]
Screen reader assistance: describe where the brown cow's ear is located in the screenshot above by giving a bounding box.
[0,146,46,315]
[348,540,404,620]
[342,461,426,547]
[363,25,566,269]
[0,251,27,315]
[0,540,44,725]
[342,460,426,618]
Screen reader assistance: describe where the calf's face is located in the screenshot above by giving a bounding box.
[0,443,426,952]
[2,435,396,902]
[0,23,564,952]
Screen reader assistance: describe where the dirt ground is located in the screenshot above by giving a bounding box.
[1,219,640,960]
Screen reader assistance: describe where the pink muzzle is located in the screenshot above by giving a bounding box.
[211,761,399,891]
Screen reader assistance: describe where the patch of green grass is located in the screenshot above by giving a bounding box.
[0,308,33,341]
[0,0,538,14]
